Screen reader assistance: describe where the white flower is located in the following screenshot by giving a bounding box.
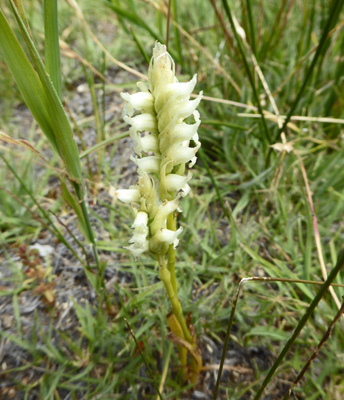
[154,75,197,109]
[150,227,183,253]
[121,92,154,115]
[163,173,192,193]
[159,111,201,153]
[116,189,140,203]
[125,211,150,258]
[125,113,157,132]
[125,241,149,258]
[164,144,200,167]
[140,134,159,154]
[131,155,161,174]
[150,198,180,235]
[132,211,149,231]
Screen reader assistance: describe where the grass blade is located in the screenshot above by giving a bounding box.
[274,0,344,143]
[129,25,150,64]
[105,1,162,42]
[171,0,184,69]
[253,250,344,400]
[245,0,256,55]
[5,1,100,266]
[124,318,164,400]
[283,298,344,399]
[44,0,62,99]
[0,152,83,263]
[221,0,272,151]
[0,10,58,152]
[9,0,83,185]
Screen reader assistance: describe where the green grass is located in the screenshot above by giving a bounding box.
[0,0,344,399]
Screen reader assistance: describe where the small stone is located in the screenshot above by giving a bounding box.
[192,391,206,399]
[206,344,213,354]
[30,243,54,258]
[2,315,13,329]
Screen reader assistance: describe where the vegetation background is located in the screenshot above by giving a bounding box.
[0,0,344,399]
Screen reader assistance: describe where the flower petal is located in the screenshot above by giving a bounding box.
[132,211,149,231]
[116,189,140,203]
[150,198,179,234]
[131,155,161,174]
[164,172,192,192]
[125,113,157,133]
[150,227,183,252]
[121,92,154,114]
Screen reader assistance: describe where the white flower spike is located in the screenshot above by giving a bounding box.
[117,41,202,258]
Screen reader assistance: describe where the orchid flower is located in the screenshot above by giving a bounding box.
[117,41,202,258]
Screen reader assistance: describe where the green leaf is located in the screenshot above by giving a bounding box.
[84,267,99,291]
[61,180,91,243]
[44,0,62,99]
[9,0,83,185]
[0,10,58,152]
[244,327,289,341]
[72,299,97,342]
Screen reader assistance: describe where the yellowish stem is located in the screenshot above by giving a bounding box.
[158,256,194,344]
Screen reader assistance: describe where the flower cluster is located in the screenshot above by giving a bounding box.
[116,42,202,258]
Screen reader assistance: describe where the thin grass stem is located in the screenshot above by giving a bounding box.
[166,0,172,50]
[72,182,100,268]
[171,0,184,69]
[124,318,164,400]
[0,152,83,263]
[274,0,344,143]
[253,250,344,400]
[297,152,341,309]
[221,0,272,150]
[283,297,344,399]
[157,342,173,399]
[213,264,344,399]
[129,26,150,64]
[245,0,256,55]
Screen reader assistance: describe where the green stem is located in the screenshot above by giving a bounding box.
[245,0,257,56]
[158,256,193,344]
[73,182,100,268]
[167,212,178,294]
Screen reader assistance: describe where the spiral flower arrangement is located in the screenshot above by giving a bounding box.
[116,42,203,381]
[117,42,202,258]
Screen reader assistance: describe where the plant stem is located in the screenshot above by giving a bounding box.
[158,255,193,344]
[73,182,100,268]
[167,212,178,294]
